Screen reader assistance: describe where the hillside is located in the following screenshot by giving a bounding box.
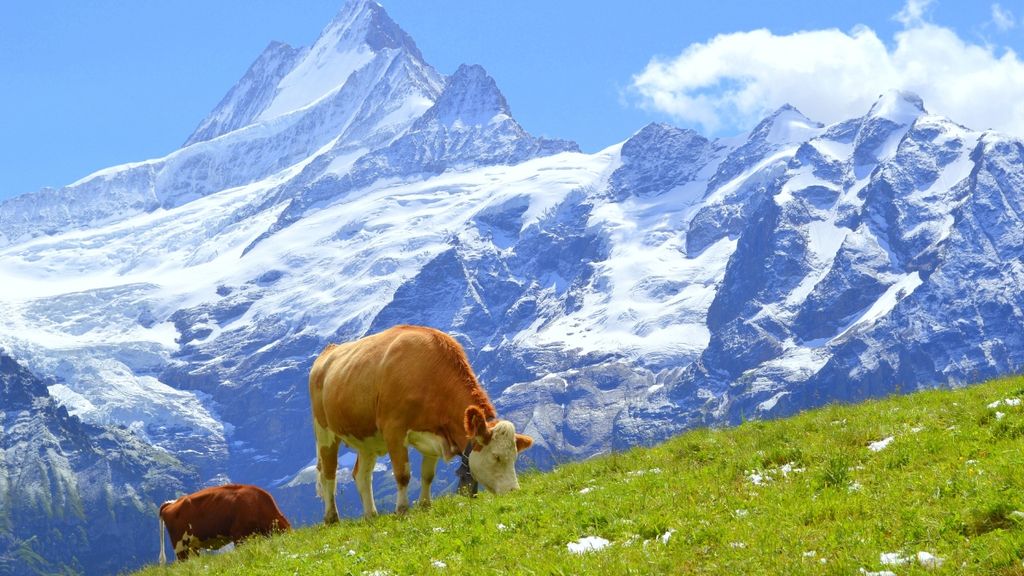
[135,375,1024,575]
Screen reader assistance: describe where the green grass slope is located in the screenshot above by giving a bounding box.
[136,376,1024,575]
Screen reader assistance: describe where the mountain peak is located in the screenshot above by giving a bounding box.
[322,0,422,59]
[255,0,424,122]
[866,90,927,125]
[750,103,822,145]
[185,0,429,145]
[417,63,512,128]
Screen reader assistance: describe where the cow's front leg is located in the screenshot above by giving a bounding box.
[419,455,438,508]
[385,435,412,514]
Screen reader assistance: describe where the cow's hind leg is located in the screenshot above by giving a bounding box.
[385,433,412,514]
[313,419,341,524]
[419,454,438,508]
[354,451,379,518]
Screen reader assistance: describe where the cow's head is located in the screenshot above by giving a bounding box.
[464,406,533,494]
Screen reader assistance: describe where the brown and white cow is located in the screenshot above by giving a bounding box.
[309,325,533,521]
[158,483,290,563]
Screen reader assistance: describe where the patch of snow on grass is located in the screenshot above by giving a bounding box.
[880,552,910,566]
[660,529,675,544]
[916,551,943,568]
[567,536,611,554]
[989,398,1021,408]
[868,436,894,452]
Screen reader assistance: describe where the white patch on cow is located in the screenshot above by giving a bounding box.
[339,432,388,457]
[468,420,521,494]
[173,530,195,555]
[406,431,448,460]
[313,419,340,457]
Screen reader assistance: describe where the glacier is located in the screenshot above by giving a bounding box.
[1,0,1023,574]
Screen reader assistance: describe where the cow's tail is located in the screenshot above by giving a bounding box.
[158,511,166,565]
[315,461,323,499]
[158,500,173,565]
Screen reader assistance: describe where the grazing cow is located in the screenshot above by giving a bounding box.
[158,484,290,563]
[309,325,533,521]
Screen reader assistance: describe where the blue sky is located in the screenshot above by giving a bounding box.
[1,1,1021,200]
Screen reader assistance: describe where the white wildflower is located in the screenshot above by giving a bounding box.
[779,462,805,476]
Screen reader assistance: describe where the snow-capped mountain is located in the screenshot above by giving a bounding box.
[1,0,1022,573]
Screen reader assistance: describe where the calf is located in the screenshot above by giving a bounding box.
[158,483,290,563]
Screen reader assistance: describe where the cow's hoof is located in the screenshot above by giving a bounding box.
[324,514,339,525]
[419,500,432,509]
[396,504,409,515]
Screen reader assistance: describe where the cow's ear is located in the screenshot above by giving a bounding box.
[464,406,492,444]
[515,433,533,453]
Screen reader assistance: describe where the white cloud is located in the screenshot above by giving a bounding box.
[894,0,935,27]
[631,2,1024,138]
[991,3,1016,31]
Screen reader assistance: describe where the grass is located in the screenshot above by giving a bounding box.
[134,375,1024,575]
